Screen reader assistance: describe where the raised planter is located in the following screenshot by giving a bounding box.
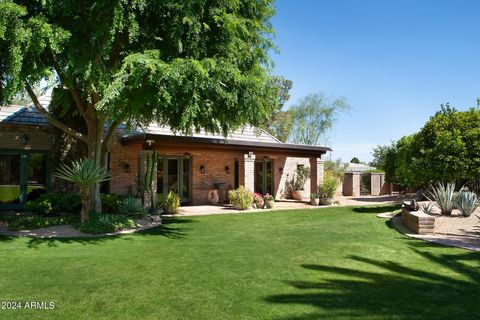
[291,190,307,201]
[401,207,435,234]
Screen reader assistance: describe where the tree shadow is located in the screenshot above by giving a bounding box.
[265,245,480,319]
[352,205,400,214]
[24,217,196,248]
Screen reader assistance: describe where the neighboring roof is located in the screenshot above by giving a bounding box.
[345,163,376,173]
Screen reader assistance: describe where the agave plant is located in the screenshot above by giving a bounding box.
[420,202,435,215]
[55,159,109,223]
[455,191,478,217]
[426,182,461,216]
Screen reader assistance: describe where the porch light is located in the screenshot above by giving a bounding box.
[20,134,29,145]
[224,166,230,174]
[200,165,205,174]
[279,167,284,174]
[124,163,131,173]
[145,139,155,146]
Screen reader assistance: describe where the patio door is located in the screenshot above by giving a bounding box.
[157,156,192,203]
[254,159,273,196]
[0,152,48,210]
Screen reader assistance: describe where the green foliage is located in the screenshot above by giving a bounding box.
[119,197,148,218]
[100,194,122,214]
[386,106,480,187]
[350,157,360,164]
[293,166,311,190]
[318,172,340,199]
[25,193,82,216]
[55,158,109,222]
[263,76,294,142]
[229,186,254,210]
[289,93,350,145]
[78,212,136,234]
[324,158,347,180]
[420,202,435,215]
[158,191,181,214]
[7,215,76,231]
[310,193,320,199]
[427,182,461,215]
[455,191,478,217]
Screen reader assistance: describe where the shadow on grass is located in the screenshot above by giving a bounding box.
[137,217,196,239]
[265,246,480,319]
[352,205,400,214]
[24,217,196,249]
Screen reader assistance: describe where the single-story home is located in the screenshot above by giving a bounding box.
[0,94,330,210]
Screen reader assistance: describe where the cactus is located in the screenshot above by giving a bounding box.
[144,151,159,208]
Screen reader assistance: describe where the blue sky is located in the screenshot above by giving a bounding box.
[270,0,480,163]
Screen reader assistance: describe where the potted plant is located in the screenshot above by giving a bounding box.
[263,193,275,209]
[253,193,264,209]
[310,193,320,206]
[158,191,181,214]
[291,166,311,200]
[229,186,254,210]
[318,172,339,205]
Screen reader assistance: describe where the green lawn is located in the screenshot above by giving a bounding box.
[1,206,479,320]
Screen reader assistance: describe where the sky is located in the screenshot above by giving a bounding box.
[270,0,480,163]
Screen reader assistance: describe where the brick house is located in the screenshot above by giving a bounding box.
[0,95,329,210]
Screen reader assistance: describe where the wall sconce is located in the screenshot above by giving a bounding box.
[124,163,131,173]
[200,165,205,174]
[279,167,284,174]
[225,166,230,174]
[20,134,29,145]
[145,139,155,146]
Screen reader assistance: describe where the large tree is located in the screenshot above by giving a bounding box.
[289,93,349,145]
[263,76,293,142]
[0,0,278,214]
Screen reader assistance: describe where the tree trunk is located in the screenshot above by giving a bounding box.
[86,115,105,215]
[80,188,89,223]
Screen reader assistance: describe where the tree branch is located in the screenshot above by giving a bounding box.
[25,81,88,143]
[100,117,123,167]
[46,50,88,119]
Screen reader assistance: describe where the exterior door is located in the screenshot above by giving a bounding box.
[254,159,273,196]
[0,152,48,210]
[157,156,192,203]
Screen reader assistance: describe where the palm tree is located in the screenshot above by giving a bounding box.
[55,159,109,223]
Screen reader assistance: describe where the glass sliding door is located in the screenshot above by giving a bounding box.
[0,152,49,210]
[157,156,192,203]
[254,159,273,196]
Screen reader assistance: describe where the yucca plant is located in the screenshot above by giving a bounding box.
[426,182,461,215]
[55,159,109,223]
[455,191,478,217]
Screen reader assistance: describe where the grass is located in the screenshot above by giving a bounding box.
[0,205,479,319]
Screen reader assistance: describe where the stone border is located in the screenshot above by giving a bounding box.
[391,216,480,252]
[0,217,162,239]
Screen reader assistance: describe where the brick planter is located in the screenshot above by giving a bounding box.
[401,207,435,234]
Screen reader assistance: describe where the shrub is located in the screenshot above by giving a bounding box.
[8,215,76,231]
[455,191,478,217]
[24,193,82,216]
[229,186,254,210]
[318,172,339,198]
[119,197,148,218]
[310,193,320,199]
[78,211,136,234]
[427,182,461,215]
[100,194,122,214]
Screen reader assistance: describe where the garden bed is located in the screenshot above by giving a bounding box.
[0,216,162,238]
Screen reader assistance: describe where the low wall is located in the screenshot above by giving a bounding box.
[401,207,435,234]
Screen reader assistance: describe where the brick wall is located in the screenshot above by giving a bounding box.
[0,124,52,151]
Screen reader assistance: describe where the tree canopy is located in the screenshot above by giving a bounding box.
[289,93,349,145]
[377,105,480,187]
[0,0,280,213]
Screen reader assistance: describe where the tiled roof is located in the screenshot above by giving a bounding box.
[127,123,282,144]
[1,106,48,125]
